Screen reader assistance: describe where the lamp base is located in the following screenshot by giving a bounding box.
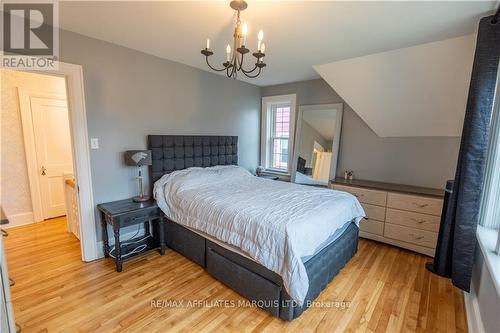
[133,195,150,203]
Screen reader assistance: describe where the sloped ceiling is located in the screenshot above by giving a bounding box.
[314,34,476,137]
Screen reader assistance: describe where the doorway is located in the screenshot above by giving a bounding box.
[1,63,97,261]
[19,82,75,221]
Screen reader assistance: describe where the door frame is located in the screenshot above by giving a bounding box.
[17,62,98,262]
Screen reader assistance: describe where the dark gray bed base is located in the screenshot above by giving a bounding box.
[165,219,359,321]
[148,135,359,320]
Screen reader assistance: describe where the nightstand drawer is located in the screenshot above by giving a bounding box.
[384,223,437,248]
[385,208,440,232]
[361,203,385,221]
[333,185,387,206]
[118,208,159,227]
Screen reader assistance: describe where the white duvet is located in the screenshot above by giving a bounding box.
[153,165,365,304]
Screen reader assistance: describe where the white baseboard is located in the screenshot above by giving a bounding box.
[464,285,485,333]
[4,212,34,228]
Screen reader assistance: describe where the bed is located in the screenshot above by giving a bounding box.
[149,135,364,320]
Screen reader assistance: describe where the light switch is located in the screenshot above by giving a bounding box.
[90,138,99,149]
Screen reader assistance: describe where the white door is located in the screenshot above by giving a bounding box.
[313,152,332,183]
[30,97,73,219]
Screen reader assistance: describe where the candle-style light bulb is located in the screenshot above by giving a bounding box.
[242,23,248,46]
[226,44,231,61]
[206,39,210,50]
[257,29,264,51]
[260,43,266,53]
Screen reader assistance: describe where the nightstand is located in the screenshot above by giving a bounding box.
[97,199,166,272]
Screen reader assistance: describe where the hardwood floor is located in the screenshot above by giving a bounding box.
[4,218,467,333]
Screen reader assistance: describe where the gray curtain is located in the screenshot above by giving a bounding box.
[426,13,500,292]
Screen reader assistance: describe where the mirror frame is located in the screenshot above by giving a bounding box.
[291,103,344,184]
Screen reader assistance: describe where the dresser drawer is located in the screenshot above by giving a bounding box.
[359,218,384,236]
[386,208,440,232]
[333,185,387,206]
[387,193,443,216]
[384,223,438,248]
[361,203,385,221]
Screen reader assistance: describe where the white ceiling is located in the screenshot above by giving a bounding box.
[59,1,498,87]
[315,34,475,137]
[302,110,337,141]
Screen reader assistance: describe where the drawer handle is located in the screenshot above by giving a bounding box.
[413,203,429,208]
[9,277,15,287]
[1,228,8,237]
[410,234,424,240]
[410,218,427,224]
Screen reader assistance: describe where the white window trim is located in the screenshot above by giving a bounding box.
[479,63,500,250]
[475,60,500,299]
[261,94,296,175]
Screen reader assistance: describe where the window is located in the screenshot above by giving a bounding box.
[261,94,296,173]
[479,66,500,254]
[270,104,290,170]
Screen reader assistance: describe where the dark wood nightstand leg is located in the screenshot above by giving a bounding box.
[159,216,166,255]
[113,226,122,272]
[101,213,110,258]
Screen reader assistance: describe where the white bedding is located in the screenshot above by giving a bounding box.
[153,165,365,304]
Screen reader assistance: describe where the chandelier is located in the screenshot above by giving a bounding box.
[201,0,266,79]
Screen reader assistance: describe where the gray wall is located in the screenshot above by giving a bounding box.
[261,79,461,189]
[59,31,261,238]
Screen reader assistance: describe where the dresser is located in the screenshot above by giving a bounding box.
[331,178,444,257]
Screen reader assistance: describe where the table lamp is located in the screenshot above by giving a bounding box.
[124,150,152,202]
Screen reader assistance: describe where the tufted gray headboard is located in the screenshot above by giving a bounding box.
[148,135,238,183]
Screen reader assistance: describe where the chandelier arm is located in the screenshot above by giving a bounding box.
[226,64,236,78]
[237,51,259,74]
[230,62,238,78]
[205,57,227,72]
[241,67,262,78]
[238,53,245,71]
[241,64,258,74]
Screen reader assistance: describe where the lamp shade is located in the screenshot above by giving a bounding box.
[124,150,152,166]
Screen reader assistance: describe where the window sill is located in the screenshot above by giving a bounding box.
[261,169,291,177]
[476,226,500,298]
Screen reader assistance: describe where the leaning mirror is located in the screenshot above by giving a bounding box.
[291,103,343,186]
